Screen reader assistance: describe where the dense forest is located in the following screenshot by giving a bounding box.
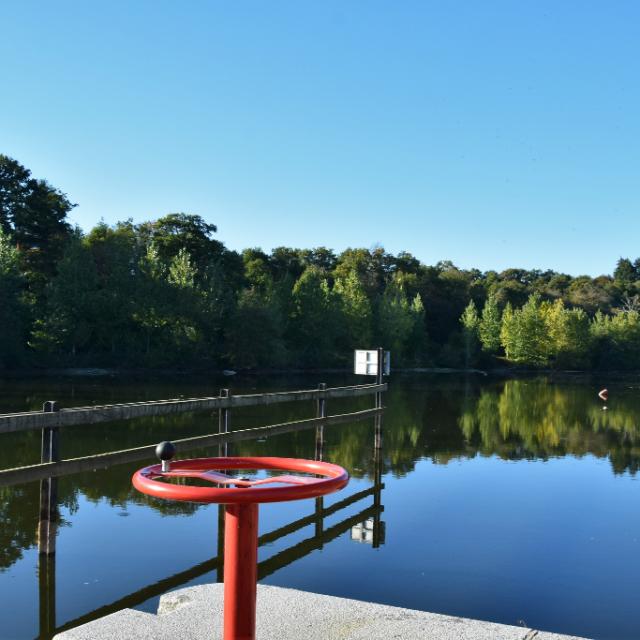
[2,153,640,371]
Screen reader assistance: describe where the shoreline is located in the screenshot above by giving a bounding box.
[0,365,634,380]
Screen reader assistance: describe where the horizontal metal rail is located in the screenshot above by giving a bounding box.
[0,407,382,487]
[0,383,385,434]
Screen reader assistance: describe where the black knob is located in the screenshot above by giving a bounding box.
[156,441,176,462]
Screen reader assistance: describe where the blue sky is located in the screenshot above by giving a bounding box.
[1,1,638,276]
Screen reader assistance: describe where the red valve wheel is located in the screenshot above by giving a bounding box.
[132,456,349,504]
[132,446,350,640]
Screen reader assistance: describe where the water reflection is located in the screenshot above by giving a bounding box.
[51,479,385,639]
[1,374,640,639]
[459,379,640,474]
[3,376,640,576]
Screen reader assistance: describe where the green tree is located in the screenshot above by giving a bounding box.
[133,244,172,358]
[479,294,502,353]
[560,307,591,368]
[299,247,337,274]
[32,230,99,358]
[567,276,614,314]
[168,247,196,289]
[500,294,550,366]
[500,303,515,360]
[417,262,474,350]
[85,221,139,357]
[197,260,238,365]
[460,300,480,367]
[289,267,339,366]
[333,269,373,351]
[242,248,274,293]
[407,293,428,364]
[270,246,305,282]
[590,310,640,370]
[542,299,591,368]
[0,154,73,287]
[226,288,287,368]
[334,247,387,298]
[137,213,220,273]
[167,248,202,355]
[378,275,414,363]
[614,258,636,288]
[0,228,26,367]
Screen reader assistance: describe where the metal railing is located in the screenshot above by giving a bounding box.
[0,380,386,639]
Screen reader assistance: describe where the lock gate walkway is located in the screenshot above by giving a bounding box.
[53,583,590,640]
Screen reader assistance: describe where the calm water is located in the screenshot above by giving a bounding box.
[1,373,639,640]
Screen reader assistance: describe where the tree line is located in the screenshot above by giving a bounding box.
[2,153,640,371]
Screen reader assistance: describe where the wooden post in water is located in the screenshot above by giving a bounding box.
[217,389,231,582]
[372,411,384,549]
[373,354,384,546]
[375,346,384,408]
[39,400,59,637]
[315,383,326,461]
[218,389,231,457]
[315,383,327,542]
[39,401,60,553]
[217,504,226,583]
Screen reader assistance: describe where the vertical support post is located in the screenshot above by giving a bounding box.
[219,389,231,458]
[217,388,231,583]
[39,401,60,553]
[315,383,327,543]
[376,346,384,410]
[374,412,382,450]
[315,383,326,461]
[373,354,385,547]
[223,503,259,640]
[39,400,59,638]
[372,411,384,549]
[314,497,324,544]
[39,553,56,637]
[374,349,383,450]
[217,504,225,583]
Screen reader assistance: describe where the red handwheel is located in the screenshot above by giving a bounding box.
[132,442,349,640]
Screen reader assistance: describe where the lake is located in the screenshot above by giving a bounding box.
[1,372,638,640]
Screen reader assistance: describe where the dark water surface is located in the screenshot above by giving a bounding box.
[1,373,639,640]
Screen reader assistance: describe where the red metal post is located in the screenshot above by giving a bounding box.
[223,502,259,640]
[133,455,349,639]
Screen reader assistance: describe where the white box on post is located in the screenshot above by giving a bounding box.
[354,350,390,376]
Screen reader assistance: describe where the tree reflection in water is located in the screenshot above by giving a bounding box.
[459,379,640,474]
[2,376,640,576]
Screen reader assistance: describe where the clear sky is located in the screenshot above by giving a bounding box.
[1,1,638,276]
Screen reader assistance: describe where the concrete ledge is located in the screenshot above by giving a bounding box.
[54,583,590,640]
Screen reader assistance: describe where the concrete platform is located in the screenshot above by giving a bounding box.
[53,583,590,640]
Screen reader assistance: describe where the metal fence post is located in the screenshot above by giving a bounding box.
[219,389,231,458]
[39,400,59,637]
[315,383,326,461]
[39,401,60,554]
[217,388,231,582]
[372,412,384,548]
[374,348,384,449]
[217,504,225,583]
[374,410,382,450]
[376,347,384,409]
[315,383,327,543]
[373,350,385,546]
